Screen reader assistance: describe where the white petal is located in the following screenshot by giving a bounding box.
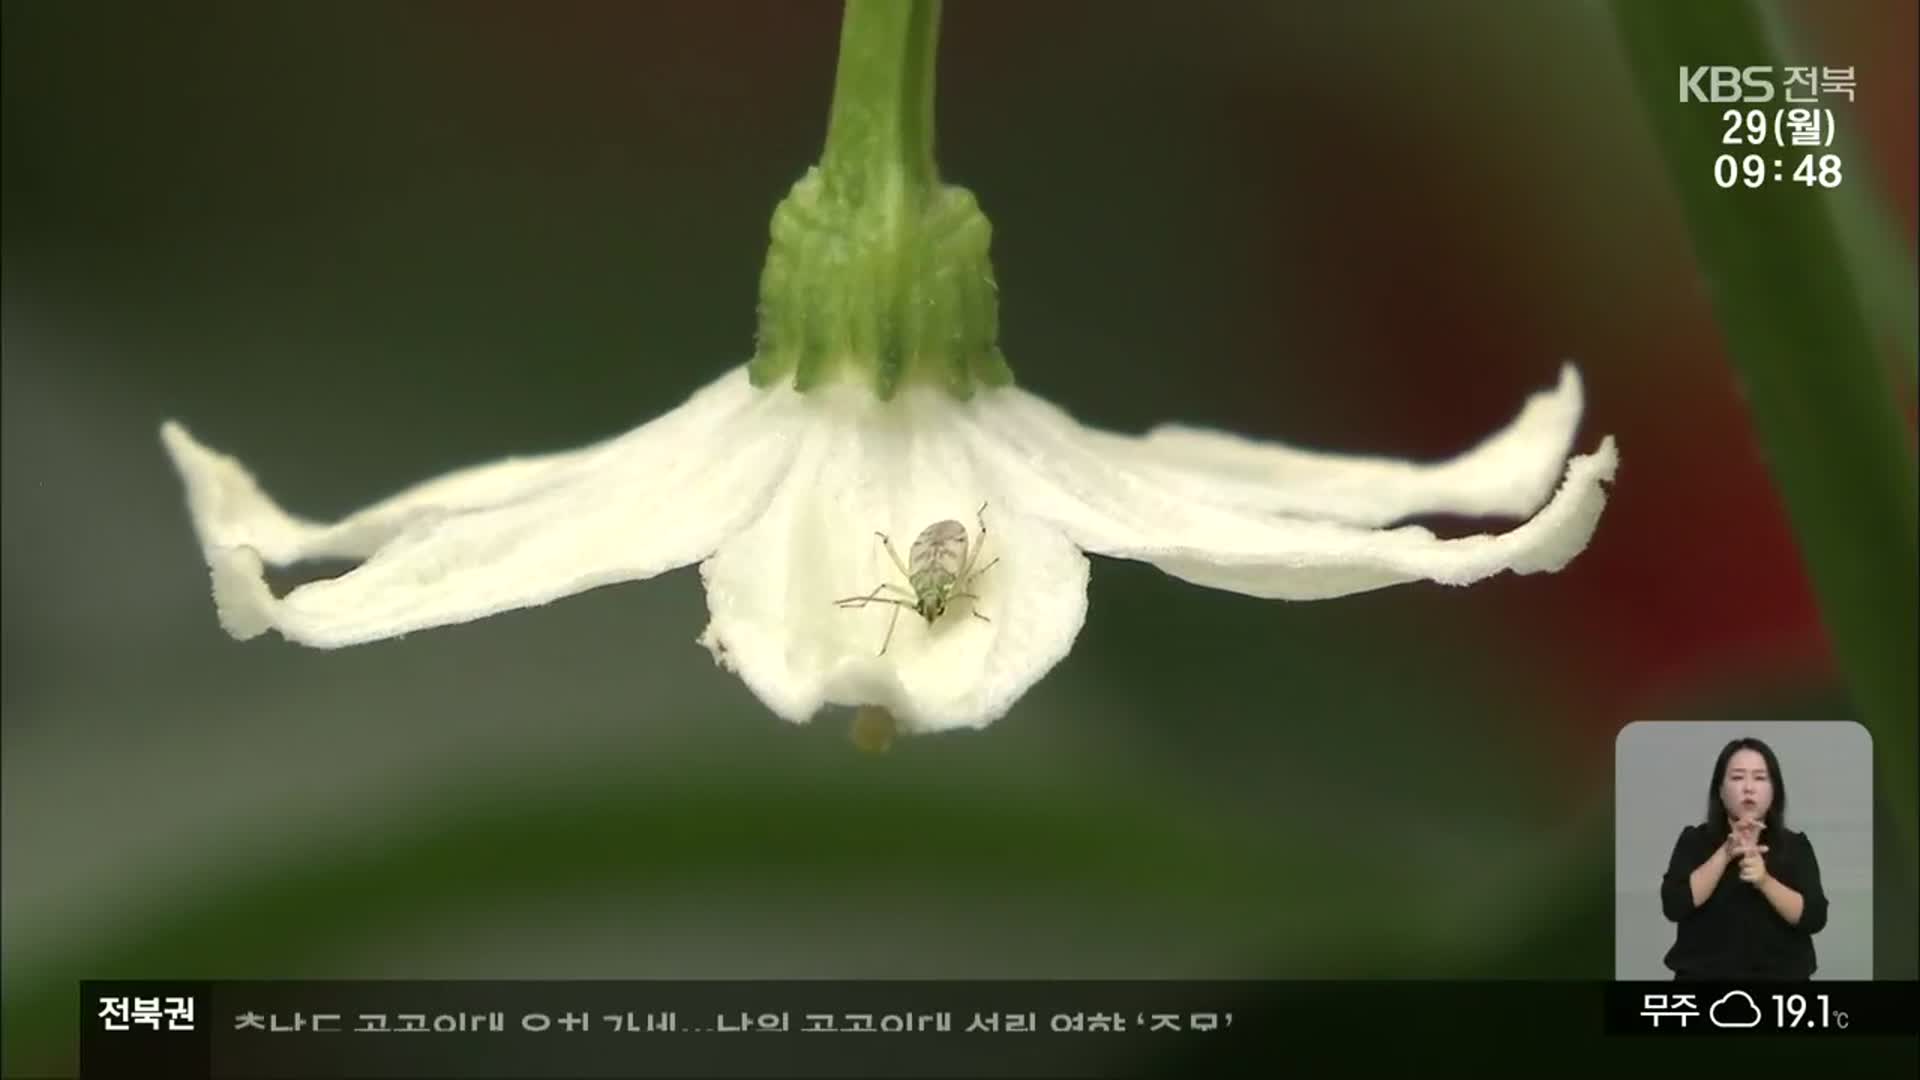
[161,366,796,646]
[1093,363,1587,527]
[697,382,1089,734]
[963,387,1617,601]
[160,366,767,565]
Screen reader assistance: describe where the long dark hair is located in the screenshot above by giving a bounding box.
[1702,737,1788,842]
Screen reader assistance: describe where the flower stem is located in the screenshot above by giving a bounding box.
[1609,1,1918,927]
[751,0,1010,401]
[820,0,942,208]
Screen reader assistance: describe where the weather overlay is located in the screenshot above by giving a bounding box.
[1604,983,1918,1036]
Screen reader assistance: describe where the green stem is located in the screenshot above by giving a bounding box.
[1610,3,1918,906]
[821,0,942,206]
[750,0,1008,400]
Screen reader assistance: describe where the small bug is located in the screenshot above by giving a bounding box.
[834,502,1000,656]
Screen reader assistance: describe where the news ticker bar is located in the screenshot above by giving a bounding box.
[80,979,1920,1079]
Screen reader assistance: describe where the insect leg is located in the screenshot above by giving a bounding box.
[876,531,913,584]
[954,591,992,624]
[879,603,904,655]
[967,556,999,581]
[957,502,991,579]
[834,585,915,608]
[833,584,886,608]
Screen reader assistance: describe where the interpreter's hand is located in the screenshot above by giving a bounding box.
[1739,846,1771,886]
[1726,816,1766,858]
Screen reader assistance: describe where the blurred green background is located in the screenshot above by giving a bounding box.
[3,2,1915,1075]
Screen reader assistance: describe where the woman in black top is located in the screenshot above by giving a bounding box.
[1661,737,1829,980]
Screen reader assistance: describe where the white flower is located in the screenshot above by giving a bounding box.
[161,361,1617,735]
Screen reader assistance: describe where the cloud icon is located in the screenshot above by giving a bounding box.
[1710,990,1763,1029]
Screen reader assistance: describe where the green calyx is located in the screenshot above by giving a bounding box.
[748,0,1012,401]
[751,171,1010,400]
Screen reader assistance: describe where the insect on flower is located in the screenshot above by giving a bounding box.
[835,503,999,655]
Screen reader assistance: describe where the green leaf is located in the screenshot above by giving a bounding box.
[1609,1,1919,911]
